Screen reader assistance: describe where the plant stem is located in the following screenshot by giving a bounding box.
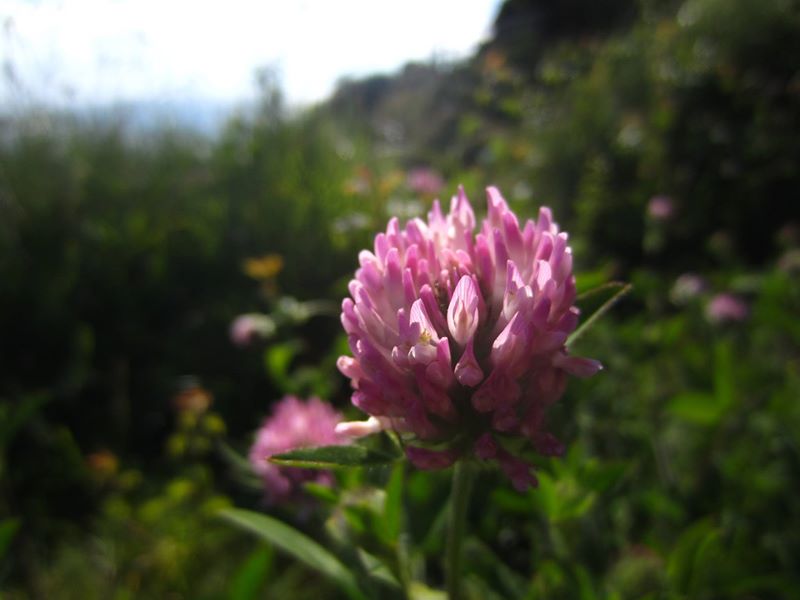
[446,461,474,600]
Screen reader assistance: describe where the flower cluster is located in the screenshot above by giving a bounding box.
[229,314,275,347]
[336,186,601,490]
[647,195,675,221]
[249,396,348,504]
[705,293,748,324]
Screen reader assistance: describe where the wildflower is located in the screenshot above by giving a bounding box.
[229,314,275,347]
[647,195,674,221]
[705,293,748,324]
[778,249,800,275]
[172,384,213,415]
[86,450,119,481]
[243,254,284,280]
[249,396,348,504]
[336,186,601,490]
[332,212,372,235]
[669,273,707,306]
[407,167,445,196]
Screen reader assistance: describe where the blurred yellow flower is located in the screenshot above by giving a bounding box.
[378,169,405,196]
[242,254,284,280]
[172,386,213,415]
[86,449,119,479]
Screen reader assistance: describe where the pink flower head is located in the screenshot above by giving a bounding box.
[336,186,601,491]
[229,314,275,347]
[249,396,348,504]
[407,167,445,196]
[647,195,674,221]
[705,293,748,324]
[670,273,707,306]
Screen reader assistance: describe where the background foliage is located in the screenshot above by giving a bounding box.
[1,0,799,597]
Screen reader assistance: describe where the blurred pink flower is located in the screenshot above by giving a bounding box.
[229,314,275,347]
[407,167,445,196]
[670,273,707,305]
[249,396,348,504]
[647,195,674,220]
[705,293,748,324]
[778,249,800,274]
[336,186,601,491]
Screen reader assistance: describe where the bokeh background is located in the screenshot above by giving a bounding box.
[1,0,799,598]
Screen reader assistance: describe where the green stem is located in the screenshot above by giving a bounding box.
[446,461,474,600]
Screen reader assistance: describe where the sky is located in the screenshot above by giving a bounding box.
[1,0,501,108]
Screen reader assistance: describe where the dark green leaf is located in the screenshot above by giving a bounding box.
[217,441,263,490]
[379,463,404,545]
[575,268,614,295]
[490,487,537,515]
[575,564,599,600]
[568,282,632,347]
[408,581,447,599]
[270,444,399,469]
[218,441,255,474]
[0,518,20,560]
[302,481,339,504]
[0,393,50,448]
[356,548,402,589]
[581,461,627,493]
[713,341,735,411]
[219,507,365,600]
[666,392,722,425]
[229,545,273,600]
[264,341,301,390]
[667,519,715,593]
[532,471,558,519]
[576,280,629,303]
[464,538,529,598]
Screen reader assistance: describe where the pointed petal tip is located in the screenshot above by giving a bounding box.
[334,416,385,438]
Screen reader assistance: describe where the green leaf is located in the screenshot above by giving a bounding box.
[490,487,537,515]
[725,574,800,598]
[264,341,301,390]
[302,481,339,504]
[666,392,722,425]
[270,444,399,469]
[219,507,365,600]
[421,500,449,554]
[229,545,273,600]
[409,581,447,600]
[575,267,615,295]
[713,341,735,411]
[639,489,684,522]
[576,279,629,303]
[581,461,627,493]
[218,441,255,474]
[667,519,715,593]
[464,538,529,598]
[0,518,20,560]
[532,471,596,522]
[575,564,599,600]
[568,282,632,347]
[379,463,404,545]
[0,393,50,448]
[690,528,724,593]
[217,441,263,490]
[356,548,402,589]
[563,490,597,520]
[532,471,559,520]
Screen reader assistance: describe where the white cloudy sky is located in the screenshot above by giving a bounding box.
[1,0,501,107]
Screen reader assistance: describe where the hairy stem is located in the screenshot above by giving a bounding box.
[446,461,474,600]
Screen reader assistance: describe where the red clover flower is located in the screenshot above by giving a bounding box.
[336,186,601,490]
[249,396,348,504]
